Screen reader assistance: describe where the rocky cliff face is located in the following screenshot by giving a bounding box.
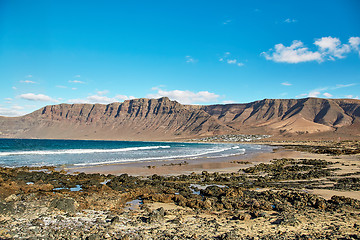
[0,97,232,140]
[0,97,359,140]
[202,98,359,136]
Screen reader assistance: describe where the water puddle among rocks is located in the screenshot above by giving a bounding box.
[124,199,143,211]
[100,179,111,185]
[53,185,82,192]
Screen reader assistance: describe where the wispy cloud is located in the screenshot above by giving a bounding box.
[147,88,220,104]
[74,75,81,78]
[185,56,198,63]
[0,107,26,117]
[20,80,36,84]
[26,74,33,78]
[56,85,67,89]
[345,95,359,99]
[69,80,85,84]
[297,83,356,98]
[262,36,360,63]
[332,83,356,89]
[222,100,236,104]
[281,82,292,86]
[97,90,109,95]
[227,59,237,64]
[223,19,231,25]
[284,18,297,23]
[68,92,135,104]
[219,52,245,67]
[323,92,333,98]
[18,93,58,102]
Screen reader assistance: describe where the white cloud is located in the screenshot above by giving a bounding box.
[86,95,118,104]
[223,20,231,25]
[185,56,198,63]
[4,98,12,101]
[115,95,136,101]
[56,85,67,88]
[72,88,77,90]
[345,95,359,99]
[12,105,24,110]
[0,107,26,117]
[69,80,85,84]
[263,36,360,63]
[97,90,109,95]
[68,93,135,104]
[220,53,245,67]
[296,93,308,98]
[333,83,356,89]
[20,80,36,84]
[323,92,333,98]
[147,88,220,104]
[281,82,292,86]
[284,18,297,23]
[298,83,356,99]
[74,75,81,78]
[349,37,360,55]
[26,74,33,78]
[222,100,236,104]
[18,93,58,102]
[308,91,321,97]
[12,87,17,90]
[262,40,322,63]
[314,36,350,59]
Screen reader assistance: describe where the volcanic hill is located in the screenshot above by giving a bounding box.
[0,97,359,141]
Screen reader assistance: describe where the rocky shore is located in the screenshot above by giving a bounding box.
[0,141,360,239]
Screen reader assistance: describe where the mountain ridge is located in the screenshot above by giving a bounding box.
[1,97,359,141]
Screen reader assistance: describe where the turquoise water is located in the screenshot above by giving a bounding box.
[0,138,272,167]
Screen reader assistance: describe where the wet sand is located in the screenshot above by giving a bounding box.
[64,146,295,176]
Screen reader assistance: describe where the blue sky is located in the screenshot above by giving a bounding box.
[1,0,360,116]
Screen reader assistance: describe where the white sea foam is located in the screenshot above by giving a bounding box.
[73,147,246,166]
[0,145,170,156]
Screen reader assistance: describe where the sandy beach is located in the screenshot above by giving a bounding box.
[65,145,360,201]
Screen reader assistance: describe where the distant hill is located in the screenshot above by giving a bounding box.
[1,97,359,141]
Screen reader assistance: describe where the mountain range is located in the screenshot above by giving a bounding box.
[1,97,359,141]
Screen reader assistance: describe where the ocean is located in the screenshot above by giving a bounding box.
[0,138,272,167]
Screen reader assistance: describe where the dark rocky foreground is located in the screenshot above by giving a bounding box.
[0,155,360,239]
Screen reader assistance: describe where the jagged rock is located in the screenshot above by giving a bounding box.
[146,207,165,223]
[31,218,45,226]
[50,198,78,213]
[0,201,14,214]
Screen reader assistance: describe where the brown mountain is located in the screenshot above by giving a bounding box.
[0,97,359,141]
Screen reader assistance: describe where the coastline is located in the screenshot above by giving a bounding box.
[63,144,279,176]
[1,140,360,239]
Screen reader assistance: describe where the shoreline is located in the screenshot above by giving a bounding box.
[64,145,278,176]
